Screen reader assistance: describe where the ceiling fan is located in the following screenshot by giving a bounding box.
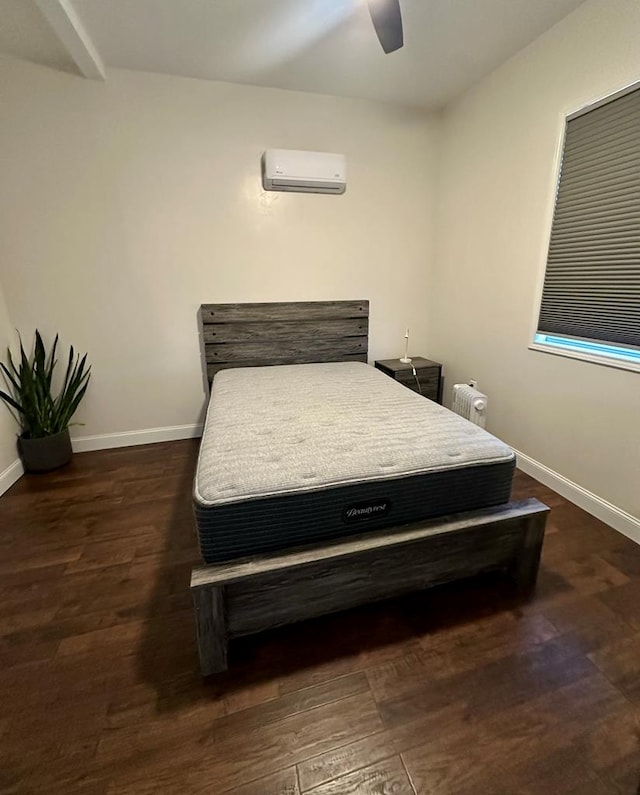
[367,0,404,54]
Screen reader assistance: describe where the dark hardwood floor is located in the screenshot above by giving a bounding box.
[1,440,639,794]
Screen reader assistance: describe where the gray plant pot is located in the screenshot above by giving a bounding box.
[18,428,73,473]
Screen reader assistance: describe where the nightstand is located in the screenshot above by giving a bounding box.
[375,357,443,404]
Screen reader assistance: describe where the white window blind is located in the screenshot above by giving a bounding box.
[537,85,640,352]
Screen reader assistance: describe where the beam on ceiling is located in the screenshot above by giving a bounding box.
[34,0,105,80]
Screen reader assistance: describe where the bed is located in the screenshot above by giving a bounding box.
[190,300,548,675]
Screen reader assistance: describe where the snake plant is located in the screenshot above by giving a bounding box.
[0,331,91,439]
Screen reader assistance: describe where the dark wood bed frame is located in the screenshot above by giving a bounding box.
[191,300,548,675]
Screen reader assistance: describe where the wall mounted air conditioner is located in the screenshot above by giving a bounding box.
[262,149,347,194]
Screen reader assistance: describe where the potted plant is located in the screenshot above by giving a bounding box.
[0,331,91,472]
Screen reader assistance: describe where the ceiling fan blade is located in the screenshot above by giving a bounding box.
[368,0,404,54]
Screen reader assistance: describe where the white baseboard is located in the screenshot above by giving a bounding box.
[71,423,203,453]
[513,448,640,545]
[0,458,24,497]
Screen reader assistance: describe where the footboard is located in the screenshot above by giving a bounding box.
[190,498,549,675]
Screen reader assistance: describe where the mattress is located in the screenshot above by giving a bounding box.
[194,362,515,563]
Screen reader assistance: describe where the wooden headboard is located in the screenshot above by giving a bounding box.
[199,300,369,384]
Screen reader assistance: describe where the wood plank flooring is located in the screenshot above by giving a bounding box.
[1,439,639,793]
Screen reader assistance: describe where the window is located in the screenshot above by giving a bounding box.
[531,83,640,372]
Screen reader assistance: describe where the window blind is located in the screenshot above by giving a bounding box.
[537,85,640,350]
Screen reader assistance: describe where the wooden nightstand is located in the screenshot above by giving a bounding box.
[375,357,443,404]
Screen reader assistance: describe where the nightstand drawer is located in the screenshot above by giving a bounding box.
[402,382,439,401]
[396,371,439,388]
[375,357,443,405]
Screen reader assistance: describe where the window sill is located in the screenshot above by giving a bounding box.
[529,342,640,374]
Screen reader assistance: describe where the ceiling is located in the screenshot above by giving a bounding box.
[1,0,586,109]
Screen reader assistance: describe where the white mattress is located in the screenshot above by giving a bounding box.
[195,362,514,507]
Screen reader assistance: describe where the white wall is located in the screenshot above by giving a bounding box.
[2,0,637,526]
[0,57,437,442]
[431,0,640,518]
[0,278,20,485]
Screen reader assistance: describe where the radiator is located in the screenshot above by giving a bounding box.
[452,384,488,428]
